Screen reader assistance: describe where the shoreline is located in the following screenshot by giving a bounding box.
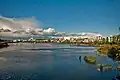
[96,44,120,57]
[0,43,97,53]
[0,42,9,49]
[1,43,116,56]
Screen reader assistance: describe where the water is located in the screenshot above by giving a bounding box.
[0,43,118,80]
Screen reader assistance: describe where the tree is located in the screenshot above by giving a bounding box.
[102,38,106,44]
[105,37,109,44]
[108,47,120,61]
[107,47,120,78]
[116,35,120,44]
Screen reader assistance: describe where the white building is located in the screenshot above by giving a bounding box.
[28,37,36,41]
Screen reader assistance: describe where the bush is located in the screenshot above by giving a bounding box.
[108,47,120,61]
[84,56,96,64]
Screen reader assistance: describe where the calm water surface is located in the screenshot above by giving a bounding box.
[0,43,118,80]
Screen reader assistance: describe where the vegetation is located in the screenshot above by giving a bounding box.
[117,66,120,71]
[84,56,96,64]
[97,44,120,60]
[97,64,113,69]
[107,47,120,61]
[96,34,120,61]
[97,64,113,71]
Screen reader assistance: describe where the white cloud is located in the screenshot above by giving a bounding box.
[0,32,29,37]
[54,32,66,36]
[0,16,41,37]
[0,16,104,38]
[0,16,59,37]
[0,16,39,29]
[43,28,56,34]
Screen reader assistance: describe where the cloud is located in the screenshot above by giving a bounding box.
[54,32,66,36]
[0,16,40,31]
[0,16,41,37]
[0,16,60,37]
[0,16,103,38]
[42,28,56,35]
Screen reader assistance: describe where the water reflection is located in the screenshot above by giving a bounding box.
[79,56,81,63]
[0,44,118,80]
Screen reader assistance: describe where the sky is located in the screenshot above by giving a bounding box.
[0,0,120,36]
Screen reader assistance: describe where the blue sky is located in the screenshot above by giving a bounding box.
[0,0,120,36]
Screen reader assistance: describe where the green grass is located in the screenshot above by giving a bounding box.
[84,56,96,64]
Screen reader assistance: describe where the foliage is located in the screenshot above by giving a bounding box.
[84,56,96,64]
[107,47,120,61]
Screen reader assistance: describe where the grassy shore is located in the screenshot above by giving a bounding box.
[97,44,120,55]
[84,56,96,64]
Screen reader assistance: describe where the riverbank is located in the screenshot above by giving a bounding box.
[0,42,9,48]
[97,44,120,56]
[2,42,119,57]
